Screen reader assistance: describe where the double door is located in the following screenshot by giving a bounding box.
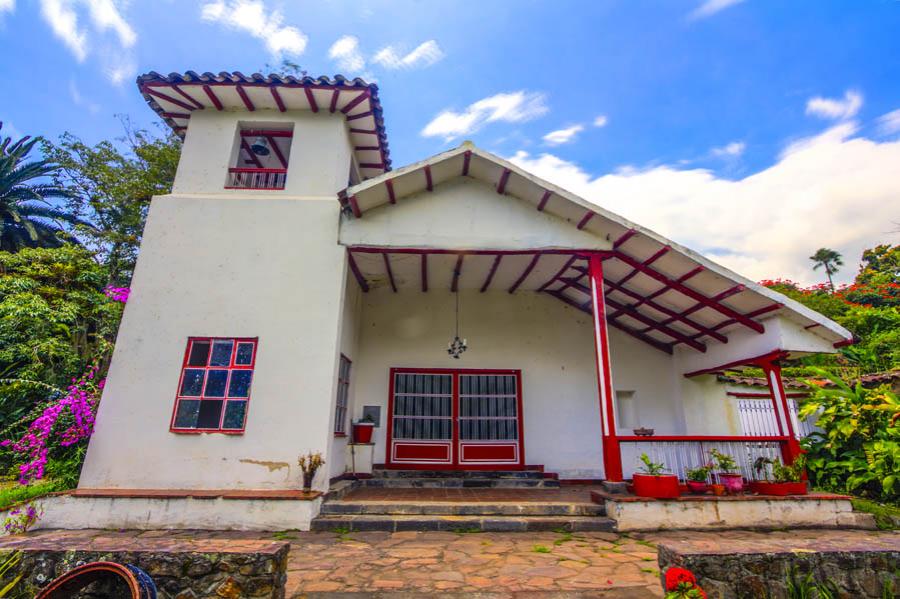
[386,368,524,469]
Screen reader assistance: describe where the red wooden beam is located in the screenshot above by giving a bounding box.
[508,254,540,293]
[615,246,670,288]
[537,255,578,292]
[607,317,674,355]
[667,284,749,327]
[340,91,370,114]
[347,252,369,292]
[355,145,381,151]
[235,85,255,111]
[451,255,464,292]
[329,89,340,113]
[537,190,552,212]
[708,302,782,332]
[144,88,196,112]
[170,84,204,109]
[382,253,397,293]
[267,136,288,169]
[240,139,263,168]
[240,130,293,137]
[727,391,808,399]
[462,150,471,176]
[604,296,707,352]
[683,349,789,378]
[385,179,396,204]
[497,168,511,194]
[615,252,764,334]
[359,162,385,169]
[602,277,728,343]
[480,255,503,292]
[348,195,362,218]
[304,87,319,112]
[270,87,286,112]
[618,435,787,442]
[161,112,191,119]
[424,165,433,191]
[612,229,637,250]
[421,254,428,292]
[346,110,373,121]
[202,85,223,110]
[348,127,376,134]
[576,211,595,230]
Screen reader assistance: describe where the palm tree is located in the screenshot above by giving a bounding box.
[0,122,87,251]
[810,247,843,292]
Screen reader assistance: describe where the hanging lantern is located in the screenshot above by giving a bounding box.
[250,136,270,156]
[447,291,468,359]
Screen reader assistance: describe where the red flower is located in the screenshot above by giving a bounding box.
[665,567,696,591]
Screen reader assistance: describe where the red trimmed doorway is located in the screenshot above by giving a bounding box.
[386,368,525,470]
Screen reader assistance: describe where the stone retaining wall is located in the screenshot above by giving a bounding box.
[0,540,289,598]
[657,532,900,599]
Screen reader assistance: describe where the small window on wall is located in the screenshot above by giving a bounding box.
[226,126,293,190]
[615,390,637,431]
[334,355,352,435]
[171,337,257,433]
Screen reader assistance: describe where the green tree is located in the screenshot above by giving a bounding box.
[42,121,180,286]
[857,244,900,286]
[810,248,844,292]
[0,123,86,252]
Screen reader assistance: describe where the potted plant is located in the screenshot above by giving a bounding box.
[352,413,375,443]
[710,448,744,494]
[298,451,325,492]
[684,464,713,494]
[632,453,680,499]
[750,455,808,496]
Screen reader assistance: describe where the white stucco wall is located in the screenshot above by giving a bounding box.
[79,193,348,491]
[173,110,353,197]
[351,287,691,479]
[329,269,362,480]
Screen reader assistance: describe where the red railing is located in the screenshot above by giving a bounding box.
[226,168,287,190]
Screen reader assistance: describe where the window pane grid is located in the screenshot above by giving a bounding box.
[334,355,351,434]
[172,337,256,433]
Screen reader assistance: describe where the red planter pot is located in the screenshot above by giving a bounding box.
[632,474,681,499]
[717,472,744,494]
[352,422,374,443]
[749,481,808,496]
[686,481,710,495]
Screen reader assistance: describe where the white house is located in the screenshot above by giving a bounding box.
[71,71,852,530]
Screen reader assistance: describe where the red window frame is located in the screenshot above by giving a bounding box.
[170,337,258,434]
[334,354,352,436]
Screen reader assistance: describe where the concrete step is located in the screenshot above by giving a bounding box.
[320,501,605,517]
[310,514,616,533]
[371,469,553,480]
[358,477,561,488]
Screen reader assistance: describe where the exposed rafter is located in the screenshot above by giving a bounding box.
[382,253,397,293]
[508,254,540,294]
[481,255,502,292]
[347,252,369,292]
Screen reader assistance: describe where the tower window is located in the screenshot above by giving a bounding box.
[226,127,293,190]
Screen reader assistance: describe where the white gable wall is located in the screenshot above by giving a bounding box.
[340,178,610,251]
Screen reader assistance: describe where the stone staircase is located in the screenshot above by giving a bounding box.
[311,469,615,532]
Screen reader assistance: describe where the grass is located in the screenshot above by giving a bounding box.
[640,567,659,575]
[271,531,298,541]
[532,545,551,553]
[851,498,900,531]
[553,531,573,545]
[0,479,62,511]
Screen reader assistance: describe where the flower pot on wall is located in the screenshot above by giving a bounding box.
[352,422,375,444]
[632,474,681,499]
[749,481,808,496]
[717,473,744,494]
[685,481,709,495]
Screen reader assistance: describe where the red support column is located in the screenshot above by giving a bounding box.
[589,254,623,481]
[759,358,803,464]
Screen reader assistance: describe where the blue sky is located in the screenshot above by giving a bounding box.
[1,0,898,284]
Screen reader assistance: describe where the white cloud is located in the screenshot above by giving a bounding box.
[422,91,549,141]
[201,0,307,56]
[806,89,863,121]
[69,80,100,114]
[711,141,745,158]
[543,124,584,146]
[38,0,137,84]
[328,35,365,72]
[0,0,15,14]
[688,0,744,20]
[877,108,900,136]
[508,124,900,286]
[593,115,608,128]
[372,40,444,70]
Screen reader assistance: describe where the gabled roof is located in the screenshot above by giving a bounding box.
[339,143,853,353]
[136,71,391,180]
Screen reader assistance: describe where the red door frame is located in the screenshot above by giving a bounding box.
[386,367,525,470]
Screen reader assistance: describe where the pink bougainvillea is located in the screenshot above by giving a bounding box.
[103,286,130,303]
[1,366,103,484]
